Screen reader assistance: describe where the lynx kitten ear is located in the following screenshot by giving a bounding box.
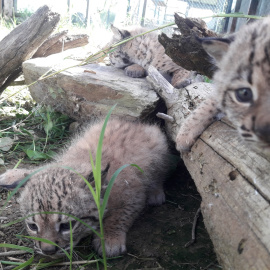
[110,24,130,40]
[200,36,235,65]
[0,169,32,190]
[87,163,110,186]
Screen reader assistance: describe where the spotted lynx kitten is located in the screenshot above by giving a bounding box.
[108,25,192,88]
[176,17,270,155]
[0,119,169,257]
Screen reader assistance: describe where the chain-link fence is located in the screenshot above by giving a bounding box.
[16,0,231,33]
[128,0,230,33]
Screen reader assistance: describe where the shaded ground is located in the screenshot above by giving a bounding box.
[0,159,220,270]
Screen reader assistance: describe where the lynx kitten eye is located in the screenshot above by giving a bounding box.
[235,88,253,103]
[59,220,76,233]
[27,223,38,232]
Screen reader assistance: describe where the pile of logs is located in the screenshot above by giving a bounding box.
[0,5,89,94]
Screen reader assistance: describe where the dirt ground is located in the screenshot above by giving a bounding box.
[0,158,220,270]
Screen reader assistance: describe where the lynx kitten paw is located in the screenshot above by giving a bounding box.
[173,78,192,89]
[125,64,146,78]
[148,189,165,206]
[93,231,127,257]
[176,132,196,153]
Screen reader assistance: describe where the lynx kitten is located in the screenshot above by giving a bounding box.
[108,25,192,88]
[0,119,169,257]
[176,17,270,155]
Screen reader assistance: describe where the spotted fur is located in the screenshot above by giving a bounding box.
[176,17,270,155]
[0,119,169,257]
[108,25,192,88]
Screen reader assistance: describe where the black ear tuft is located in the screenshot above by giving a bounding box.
[0,180,25,190]
[87,172,94,183]
[197,36,234,45]
[101,163,110,179]
[119,30,131,39]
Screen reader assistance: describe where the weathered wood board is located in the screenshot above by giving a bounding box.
[147,65,270,270]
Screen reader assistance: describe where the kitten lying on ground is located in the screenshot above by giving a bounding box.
[0,119,169,257]
[108,25,192,88]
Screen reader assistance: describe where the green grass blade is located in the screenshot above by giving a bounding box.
[20,235,71,259]
[100,164,142,218]
[95,104,117,194]
[89,150,98,203]
[13,255,34,270]
[60,166,98,204]
[69,220,73,270]
[0,243,33,253]
[2,211,100,237]
[35,259,63,270]
[0,261,21,266]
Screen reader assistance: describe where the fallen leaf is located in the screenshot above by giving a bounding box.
[84,70,96,74]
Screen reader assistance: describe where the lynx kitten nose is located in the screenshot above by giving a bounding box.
[41,245,58,256]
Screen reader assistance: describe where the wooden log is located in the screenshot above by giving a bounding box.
[0,5,60,94]
[147,65,270,270]
[158,14,218,78]
[33,30,68,58]
[33,32,89,58]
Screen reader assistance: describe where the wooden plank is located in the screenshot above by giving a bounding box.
[147,65,270,269]
[184,139,270,269]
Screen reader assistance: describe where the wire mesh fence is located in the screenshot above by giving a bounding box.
[16,0,231,33]
[128,0,230,32]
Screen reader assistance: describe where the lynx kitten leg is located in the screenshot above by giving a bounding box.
[0,169,32,187]
[93,193,146,257]
[147,182,165,205]
[171,68,192,89]
[125,64,146,78]
[176,97,222,153]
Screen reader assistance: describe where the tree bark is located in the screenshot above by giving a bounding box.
[158,14,218,78]
[147,65,270,270]
[0,5,60,94]
[33,32,89,58]
[33,30,68,58]
[3,0,13,18]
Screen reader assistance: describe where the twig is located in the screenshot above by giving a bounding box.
[49,259,100,266]
[156,112,174,122]
[8,80,26,86]
[127,253,155,261]
[184,207,201,248]
[7,257,25,262]
[0,250,29,256]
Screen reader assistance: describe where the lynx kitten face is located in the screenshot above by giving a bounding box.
[108,25,192,88]
[176,17,270,155]
[0,119,169,257]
